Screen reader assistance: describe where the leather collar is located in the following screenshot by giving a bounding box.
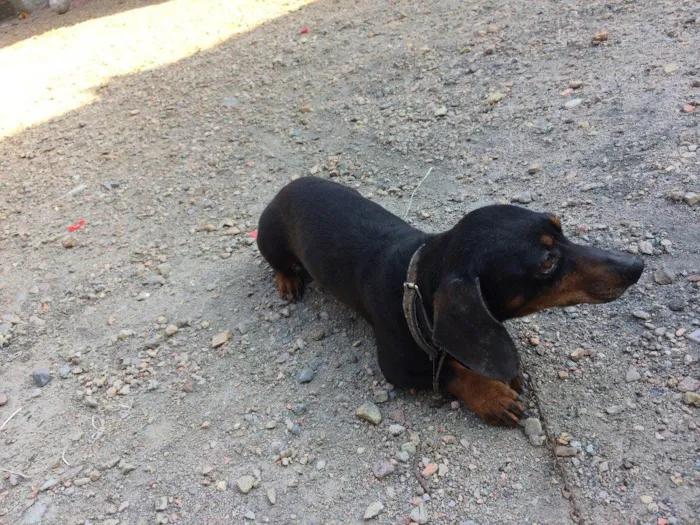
[402,244,446,393]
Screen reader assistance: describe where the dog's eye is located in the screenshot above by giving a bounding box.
[539,252,556,275]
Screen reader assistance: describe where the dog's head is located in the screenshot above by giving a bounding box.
[431,205,644,382]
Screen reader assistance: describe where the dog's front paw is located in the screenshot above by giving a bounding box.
[275,271,304,302]
[477,382,525,428]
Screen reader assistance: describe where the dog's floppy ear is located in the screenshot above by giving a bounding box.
[432,276,518,382]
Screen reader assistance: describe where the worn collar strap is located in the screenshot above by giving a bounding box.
[402,244,446,393]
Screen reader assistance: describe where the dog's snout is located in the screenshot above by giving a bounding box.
[609,253,644,283]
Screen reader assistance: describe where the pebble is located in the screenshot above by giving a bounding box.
[626,366,641,383]
[632,310,651,320]
[396,451,410,462]
[363,501,384,520]
[32,368,52,387]
[372,461,395,479]
[237,475,255,494]
[683,392,700,407]
[434,106,448,117]
[638,241,654,255]
[211,330,232,348]
[119,460,136,475]
[244,511,255,520]
[267,488,276,505]
[422,463,438,477]
[59,365,71,378]
[0,393,6,406]
[410,503,429,524]
[654,266,676,285]
[523,418,542,436]
[592,31,609,42]
[564,98,582,109]
[216,480,227,491]
[164,324,179,336]
[554,446,578,457]
[155,497,168,511]
[640,495,653,504]
[373,390,389,403]
[677,377,699,392]
[316,459,326,470]
[297,366,315,384]
[684,192,700,206]
[597,461,609,473]
[513,192,533,204]
[402,442,417,455]
[686,329,700,344]
[485,92,505,104]
[606,405,625,415]
[356,402,382,424]
[388,424,405,436]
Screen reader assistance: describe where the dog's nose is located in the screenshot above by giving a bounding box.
[610,253,644,283]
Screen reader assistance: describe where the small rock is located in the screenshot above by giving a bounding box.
[388,424,405,436]
[677,377,699,393]
[558,370,569,379]
[157,263,171,277]
[62,236,77,249]
[363,501,384,520]
[396,451,410,462]
[155,497,168,511]
[32,369,52,387]
[687,329,700,344]
[654,266,676,285]
[40,479,60,491]
[373,390,389,403]
[237,475,255,494]
[564,98,582,109]
[211,330,232,348]
[421,463,438,477]
[267,488,276,505]
[606,405,625,415]
[597,461,609,473]
[59,365,71,378]
[244,511,255,520]
[297,366,315,384]
[164,324,179,336]
[316,459,326,470]
[640,495,653,504]
[512,192,533,204]
[638,241,654,255]
[0,393,7,406]
[356,402,382,425]
[683,391,700,407]
[523,418,542,436]
[118,460,136,475]
[554,446,578,457]
[592,31,610,42]
[410,503,429,524]
[485,92,505,105]
[626,366,641,383]
[372,461,395,480]
[216,480,227,492]
[684,192,700,206]
[632,310,651,320]
[434,106,448,117]
[527,162,541,174]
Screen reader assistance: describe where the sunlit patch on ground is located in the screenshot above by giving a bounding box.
[0,0,314,137]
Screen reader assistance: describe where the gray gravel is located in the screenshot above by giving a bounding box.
[0,0,698,524]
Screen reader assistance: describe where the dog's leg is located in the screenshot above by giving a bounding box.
[445,359,524,427]
[257,208,305,302]
[274,270,305,302]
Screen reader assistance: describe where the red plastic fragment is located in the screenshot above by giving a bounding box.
[67,219,86,232]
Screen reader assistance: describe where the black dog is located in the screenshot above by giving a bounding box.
[257,177,643,426]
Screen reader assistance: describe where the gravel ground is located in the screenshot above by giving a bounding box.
[1,0,698,524]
